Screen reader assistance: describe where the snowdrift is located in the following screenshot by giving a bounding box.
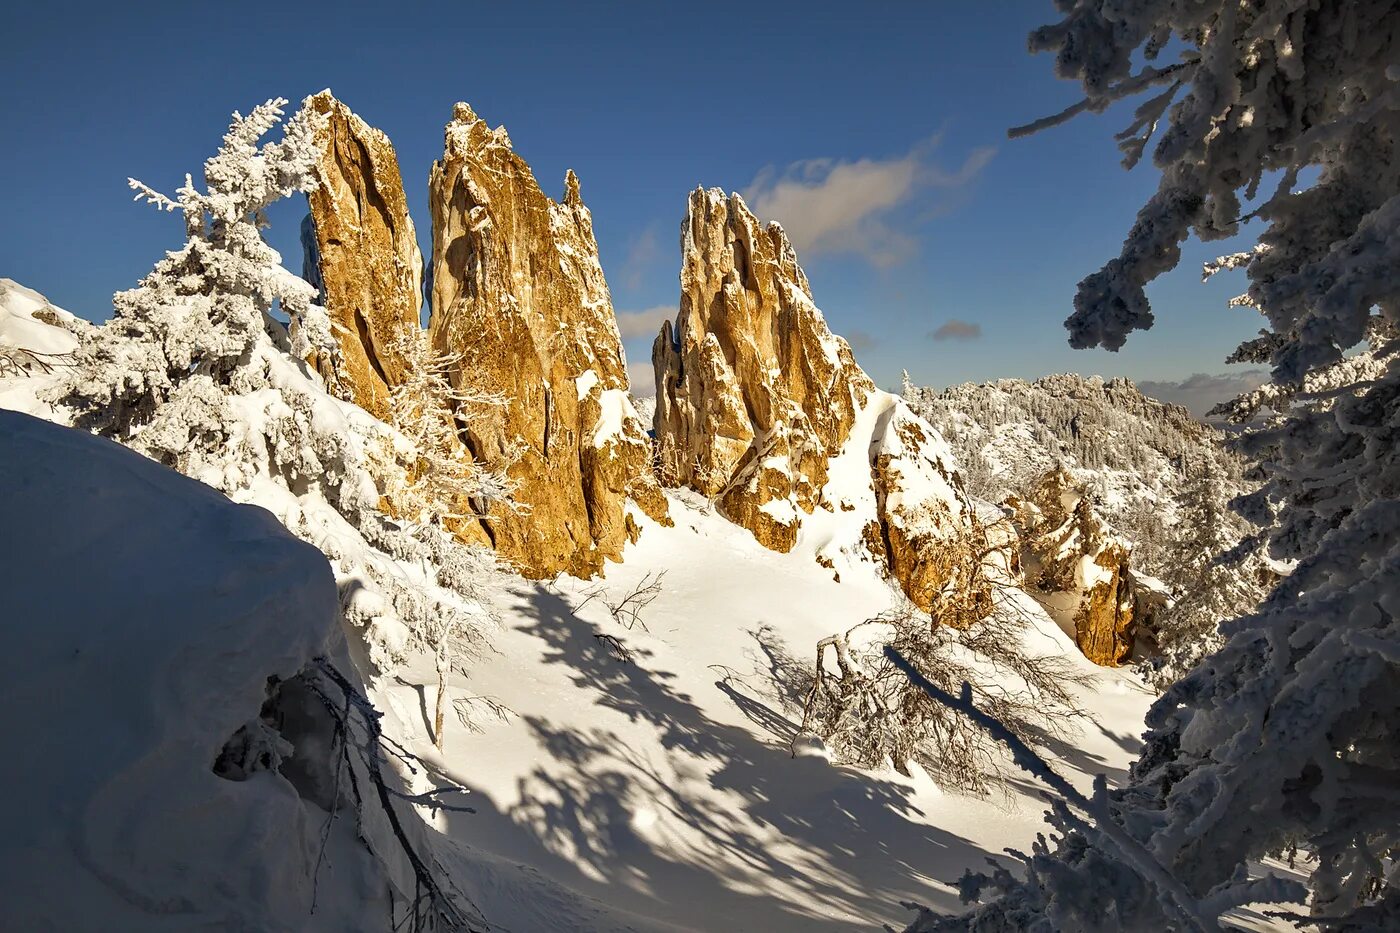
[0,409,387,930]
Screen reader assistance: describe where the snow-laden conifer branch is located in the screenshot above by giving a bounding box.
[885,646,1306,933]
[978,5,1400,926]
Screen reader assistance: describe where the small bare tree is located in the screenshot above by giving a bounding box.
[574,572,667,664]
[415,603,496,751]
[798,521,1087,794]
[577,571,666,631]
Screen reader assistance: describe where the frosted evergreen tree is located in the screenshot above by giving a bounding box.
[1141,460,1265,690]
[379,322,516,528]
[51,96,509,677]
[908,2,1400,929]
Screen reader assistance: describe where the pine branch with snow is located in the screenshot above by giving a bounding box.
[936,2,1400,927]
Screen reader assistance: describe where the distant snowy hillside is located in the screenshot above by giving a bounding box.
[902,373,1244,573]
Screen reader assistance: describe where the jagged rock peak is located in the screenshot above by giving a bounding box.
[301,90,423,421]
[652,188,981,614]
[653,187,874,552]
[428,102,669,579]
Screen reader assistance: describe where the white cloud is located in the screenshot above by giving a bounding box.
[615,305,676,340]
[618,226,661,292]
[742,137,995,267]
[1138,370,1270,419]
[844,328,876,353]
[627,359,656,397]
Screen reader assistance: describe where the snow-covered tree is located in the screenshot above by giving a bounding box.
[378,322,516,529]
[37,95,515,930]
[910,2,1400,928]
[52,96,509,676]
[1141,460,1267,690]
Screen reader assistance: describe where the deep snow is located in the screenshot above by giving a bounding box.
[376,489,1159,932]
[0,281,1295,930]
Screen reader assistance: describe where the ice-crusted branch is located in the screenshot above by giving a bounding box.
[127,177,179,212]
[312,659,486,932]
[885,647,1305,932]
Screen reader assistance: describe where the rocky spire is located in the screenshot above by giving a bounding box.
[301,90,423,421]
[427,103,669,578]
[653,188,874,551]
[653,188,982,613]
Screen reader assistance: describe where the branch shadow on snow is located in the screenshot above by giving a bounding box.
[441,584,1001,932]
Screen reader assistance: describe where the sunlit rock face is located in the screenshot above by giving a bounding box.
[302,90,423,421]
[427,103,668,578]
[653,188,873,552]
[652,188,981,613]
[1010,467,1141,665]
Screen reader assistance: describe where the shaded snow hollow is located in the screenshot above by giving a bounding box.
[0,410,363,929]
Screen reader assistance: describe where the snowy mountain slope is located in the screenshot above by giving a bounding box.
[369,393,1161,932]
[0,277,716,930]
[2,276,1296,931]
[903,373,1244,574]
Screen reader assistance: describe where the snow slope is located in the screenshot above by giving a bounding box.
[5,280,1280,931]
[378,494,1158,931]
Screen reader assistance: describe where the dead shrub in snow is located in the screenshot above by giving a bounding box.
[798,525,1087,794]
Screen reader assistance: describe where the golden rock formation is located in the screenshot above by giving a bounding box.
[302,90,423,420]
[1011,467,1140,665]
[427,103,668,578]
[653,188,980,612]
[653,188,874,551]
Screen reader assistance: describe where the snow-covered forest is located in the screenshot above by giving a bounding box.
[1,1,1396,931]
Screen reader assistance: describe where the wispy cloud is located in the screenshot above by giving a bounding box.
[929,319,982,342]
[1138,370,1269,419]
[627,360,656,398]
[615,305,675,340]
[742,137,995,267]
[618,226,662,293]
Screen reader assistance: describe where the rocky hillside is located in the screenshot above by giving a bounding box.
[902,373,1244,574]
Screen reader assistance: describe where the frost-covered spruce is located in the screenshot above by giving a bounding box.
[912,2,1400,929]
[51,97,507,676]
[1139,460,1269,690]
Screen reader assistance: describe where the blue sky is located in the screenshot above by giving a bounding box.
[0,1,1267,411]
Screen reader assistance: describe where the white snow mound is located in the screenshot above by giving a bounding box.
[0,409,386,930]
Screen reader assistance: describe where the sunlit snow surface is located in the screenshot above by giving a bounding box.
[0,282,1299,931]
[380,490,1159,932]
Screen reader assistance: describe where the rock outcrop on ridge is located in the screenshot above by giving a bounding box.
[302,90,423,421]
[652,188,981,614]
[652,188,872,552]
[427,103,669,578]
[1009,466,1149,665]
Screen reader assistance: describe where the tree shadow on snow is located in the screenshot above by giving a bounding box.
[440,584,1000,932]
